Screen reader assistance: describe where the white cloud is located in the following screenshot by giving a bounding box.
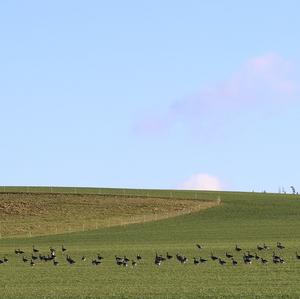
[177,173,224,191]
[133,53,298,137]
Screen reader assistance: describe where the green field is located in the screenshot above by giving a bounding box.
[0,188,300,299]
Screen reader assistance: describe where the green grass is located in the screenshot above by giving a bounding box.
[0,188,300,298]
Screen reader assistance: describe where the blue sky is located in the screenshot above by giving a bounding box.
[1,1,300,192]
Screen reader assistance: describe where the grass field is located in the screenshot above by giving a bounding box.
[0,188,300,299]
[0,190,216,237]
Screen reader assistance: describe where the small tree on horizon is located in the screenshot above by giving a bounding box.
[290,186,296,195]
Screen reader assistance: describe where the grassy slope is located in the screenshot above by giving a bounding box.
[0,189,300,299]
[0,191,215,237]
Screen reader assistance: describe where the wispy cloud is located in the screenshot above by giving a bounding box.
[133,53,298,137]
[177,173,224,191]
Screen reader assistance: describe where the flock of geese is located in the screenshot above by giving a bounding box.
[1,242,299,268]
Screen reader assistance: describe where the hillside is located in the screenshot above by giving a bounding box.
[0,188,299,299]
[0,187,218,237]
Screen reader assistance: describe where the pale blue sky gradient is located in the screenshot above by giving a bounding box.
[1,1,300,192]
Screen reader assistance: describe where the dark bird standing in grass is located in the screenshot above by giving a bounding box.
[15,249,24,255]
[199,257,207,264]
[97,254,104,260]
[218,258,226,266]
[92,259,101,265]
[211,252,218,261]
[261,257,268,265]
[53,259,59,266]
[66,255,75,265]
[231,258,238,266]
[154,258,162,266]
[196,244,204,250]
[235,245,242,252]
[132,260,137,267]
[257,244,264,251]
[32,245,39,253]
[166,252,173,259]
[226,252,233,259]
[31,254,38,261]
[277,242,285,250]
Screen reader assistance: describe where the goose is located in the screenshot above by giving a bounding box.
[166,252,173,260]
[44,255,53,261]
[176,254,188,264]
[62,245,67,253]
[263,243,270,250]
[15,249,24,255]
[210,252,218,261]
[296,252,300,260]
[196,244,204,250]
[225,252,233,259]
[92,259,101,265]
[97,254,104,260]
[66,255,75,265]
[32,245,39,253]
[218,258,226,266]
[30,259,35,267]
[0,259,3,264]
[235,245,242,252]
[199,257,207,263]
[136,254,142,261]
[116,260,123,266]
[193,257,200,265]
[116,258,123,266]
[156,253,166,262]
[31,254,38,261]
[132,260,137,267]
[53,259,59,266]
[81,256,86,261]
[255,253,260,260]
[231,258,238,266]
[257,244,264,251]
[272,252,280,260]
[261,257,268,265]
[246,251,254,259]
[154,258,162,266]
[277,242,285,250]
[3,257,8,263]
[243,254,252,264]
[122,260,128,267]
[23,256,28,263]
[50,249,56,258]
